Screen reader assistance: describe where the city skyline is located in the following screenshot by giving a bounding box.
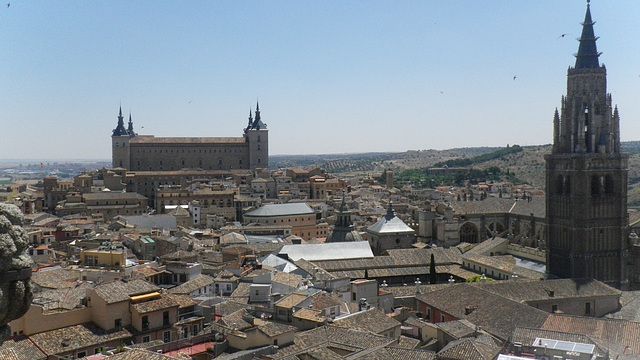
[2,1,640,160]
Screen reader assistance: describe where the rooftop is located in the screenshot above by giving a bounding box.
[244,203,314,217]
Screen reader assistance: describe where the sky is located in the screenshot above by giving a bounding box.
[1,1,640,160]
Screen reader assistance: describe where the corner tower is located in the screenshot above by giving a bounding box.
[545,2,629,288]
[111,106,136,169]
[245,101,269,169]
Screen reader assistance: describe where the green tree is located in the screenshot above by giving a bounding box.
[429,253,437,284]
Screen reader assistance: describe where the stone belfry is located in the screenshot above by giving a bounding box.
[545,1,629,288]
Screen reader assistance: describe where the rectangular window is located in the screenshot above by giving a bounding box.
[440,314,445,322]
[163,311,170,326]
[77,351,86,358]
[551,305,558,313]
[115,318,122,330]
[585,302,591,315]
[142,316,149,331]
[163,331,171,343]
[142,335,150,343]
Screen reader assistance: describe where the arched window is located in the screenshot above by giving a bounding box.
[460,222,479,243]
[563,176,571,195]
[591,175,601,195]
[604,174,615,194]
[556,175,564,195]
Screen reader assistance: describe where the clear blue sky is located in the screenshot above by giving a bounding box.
[1,1,639,160]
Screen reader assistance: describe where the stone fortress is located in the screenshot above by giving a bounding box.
[112,102,268,171]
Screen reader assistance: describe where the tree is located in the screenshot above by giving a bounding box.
[429,253,437,284]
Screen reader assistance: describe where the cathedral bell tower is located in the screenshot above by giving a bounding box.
[545,2,629,288]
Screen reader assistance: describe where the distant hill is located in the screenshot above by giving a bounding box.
[271,142,640,206]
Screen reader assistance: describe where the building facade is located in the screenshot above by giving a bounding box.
[545,3,629,288]
[112,103,268,171]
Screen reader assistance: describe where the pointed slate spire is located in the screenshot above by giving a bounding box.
[254,100,261,122]
[247,101,266,130]
[127,113,136,137]
[574,1,601,69]
[112,105,128,136]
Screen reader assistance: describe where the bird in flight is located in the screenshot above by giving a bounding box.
[558,33,569,39]
[513,75,517,81]
[6,3,10,7]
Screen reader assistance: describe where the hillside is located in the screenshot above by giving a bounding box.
[271,142,640,205]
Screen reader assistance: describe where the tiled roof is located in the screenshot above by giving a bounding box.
[276,293,309,309]
[473,278,621,303]
[0,336,46,360]
[293,308,326,322]
[394,335,422,349]
[436,319,477,339]
[28,323,132,356]
[132,266,165,278]
[463,237,509,256]
[312,293,343,311]
[436,337,501,360]
[258,322,298,337]
[607,290,640,322]
[220,232,248,245]
[542,314,640,353]
[385,247,463,265]
[416,284,549,340]
[219,309,253,331]
[448,197,514,216]
[273,271,304,288]
[0,349,19,360]
[31,268,79,289]
[333,308,401,335]
[35,282,93,312]
[93,279,159,304]
[230,282,251,302]
[106,348,182,359]
[463,253,517,273]
[358,347,436,360]
[162,293,197,309]
[132,296,179,314]
[169,274,214,295]
[508,197,545,218]
[131,135,245,144]
[212,299,253,317]
[214,269,239,282]
[272,325,396,359]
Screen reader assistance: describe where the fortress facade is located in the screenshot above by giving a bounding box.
[112,103,268,171]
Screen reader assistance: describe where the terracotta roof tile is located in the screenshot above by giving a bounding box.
[93,279,159,304]
[29,323,132,356]
[0,336,46,360]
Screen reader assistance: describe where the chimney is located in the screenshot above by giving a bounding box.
[465,305,478,315]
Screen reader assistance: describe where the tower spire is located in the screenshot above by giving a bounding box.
[254,100,261,122]
[127,112,135,137]
[574,1,601,69]
[112,105,128,136]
